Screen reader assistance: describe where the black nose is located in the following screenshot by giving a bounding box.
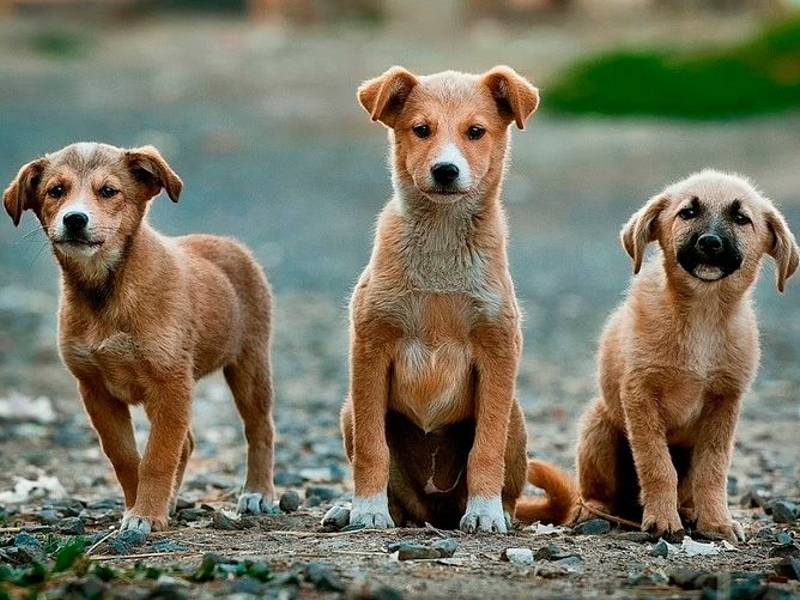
[697,233,723,255]
[431,162,459,186]
[63,211,88,232]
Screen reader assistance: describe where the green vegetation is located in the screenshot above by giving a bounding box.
[547,16,800,119]
[29,30,90,59]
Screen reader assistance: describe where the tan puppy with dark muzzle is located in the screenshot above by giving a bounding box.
[336,66,573,533]
[4,143,276,535]
[571,170,799,542]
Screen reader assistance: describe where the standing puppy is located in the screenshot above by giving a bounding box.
[574,170,798,541]
[339,66,569,533]
[4,143,276,534]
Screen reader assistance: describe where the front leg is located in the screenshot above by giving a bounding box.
[460,325,519,534]
[349,334,394,529]
[622,382,683,537]
[122,379,192,534]
[690,393,744,542]
[79,380,140,509]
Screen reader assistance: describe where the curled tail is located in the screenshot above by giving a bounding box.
[515,459,577,525]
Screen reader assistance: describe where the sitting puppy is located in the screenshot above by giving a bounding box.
[3,143,276,534]
[573,170,798,541]
[336,66,573,533]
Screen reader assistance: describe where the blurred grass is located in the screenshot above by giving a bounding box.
[547,16,800,119]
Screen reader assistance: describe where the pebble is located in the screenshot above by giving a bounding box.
[776,557,800,581]
[768,500,798,523]
[305,562,345,592]
[38,508,59,524]
[389,539,458,561]
[279,491,301,513]
[304,486,338,503]
[109,528,147,554]
[776,532,794,545]
[534,544,578,561]
[58,517,85,535]
[501,547,534,566]
[13,532,46,562]
[320,505,350,530]
[650,539,673,558]
[211,511,245,531]
[572,518,611,535]
[152,539,190,553]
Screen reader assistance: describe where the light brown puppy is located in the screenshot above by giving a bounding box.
[337,66,572,533]
[571,170,799,541]
[4,143,276,534]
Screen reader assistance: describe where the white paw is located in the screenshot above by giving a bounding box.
[460,496,509,533]
[237,491,274,514]
[120,512,153,536]
[350,493,395,529]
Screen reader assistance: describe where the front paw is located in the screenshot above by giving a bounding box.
[350,493,394,529]
[696,516,745,543]
[642,505,683,539]
[120,511,166,535]
[237,491,275,515]
[460,496,509,534]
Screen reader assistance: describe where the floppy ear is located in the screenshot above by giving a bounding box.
[357,66,419,128]
[621,194,669,275]
[481,66,539,130]
[125,146,183,202]
[765,208,800,293]
[3,158,46,227]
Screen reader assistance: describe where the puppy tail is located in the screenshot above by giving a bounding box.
[515,459,577,525]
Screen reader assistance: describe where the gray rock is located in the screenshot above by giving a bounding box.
[501,547,533,566]
[13,532,45,562]
[769,500,798,523]
[430,538,458,558]
[776,532,794,545]
[109,528,147,554]
[211,511,245,531]
[305,562,345,592]
[650,539,671,558]
[58,517,85,535]
[321,505,350,530]
[628,566,668,586]
[572,518,611,535]
[38,509,59,524]
[152,539,189,553]
[279,491,301,513]
[534,544,579,561]
[389,539,458,561]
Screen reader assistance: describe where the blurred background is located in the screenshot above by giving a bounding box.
[0,0,798,502]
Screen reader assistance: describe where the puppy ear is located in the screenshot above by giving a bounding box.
[125,146,183,202]
[357,66,419,128]
[481,66,539,130]
[621,194,669,275]
[3,158,46,227]
[765,208,800,293]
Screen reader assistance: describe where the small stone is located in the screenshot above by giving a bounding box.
[279,491,301,513]
[554,555,584,571]
[211,511,244,531]
[306,495,322,507]
[389,539,458,561]
[775,558,800,581]
[769,542,800,559]
[152,539,189,553]
[769,500,798,524]
[13,532,45,562]
[501,547,533,566]
[430,538,458,558]
[756,527,777,541]
[58,517,85,535]
[776,532,794,545]
[305,486,338,502]
[174,497,194,511]
[305,562,345,592]
[38,509,59,524]
[321,505,350,531]
[534,544,577,561]
[572,518,611,535]
[109,528,147,554]
[650,539,675,558]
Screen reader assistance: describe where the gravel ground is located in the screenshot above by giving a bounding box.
[0,13,799,599]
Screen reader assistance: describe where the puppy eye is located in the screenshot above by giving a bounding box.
[99,185,118,199]
[467,125,486,140]
[733,211,751,226]
[412,124,431,139]
[47,185,65,199]
[678,207,697,220]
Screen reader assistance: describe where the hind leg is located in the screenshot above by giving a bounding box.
[501,401,528,528]
[574,399,621,523]
[225,351,276,514]
[169,430,195,514]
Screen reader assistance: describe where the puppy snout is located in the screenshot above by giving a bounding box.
[431,162,460,186]
[696,233,724,256]
[63,211,89,233]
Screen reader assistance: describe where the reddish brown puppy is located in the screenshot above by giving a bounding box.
[334,66,572,533]
[4,143,276,534]
[572,171,799,541]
